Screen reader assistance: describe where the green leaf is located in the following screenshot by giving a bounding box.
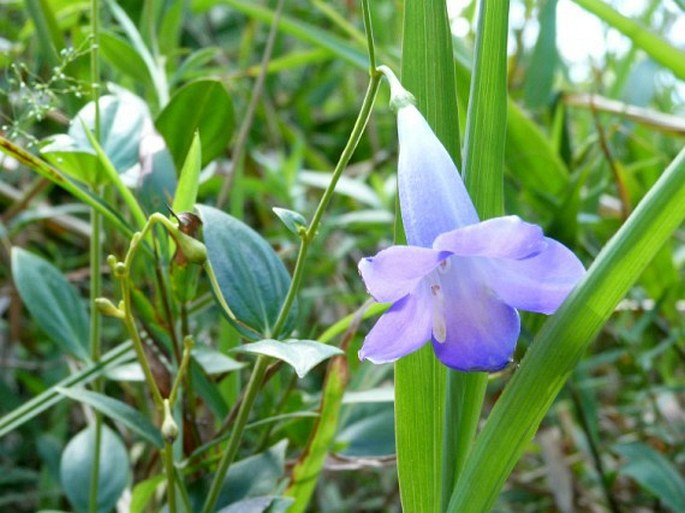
[237,339,342,378]
[217,496,294,513]
[0,343,134,438]
[613,442,685,512]
[523,0,558,109]
[396,0,462,511]
[283,352,347,513]
[219,440,288,506]
[56,387,163,448]
[99,31,152,85]
[104,0,169,108]
[172,131,202,213]
[60,424,130,513]
[41,92,149,186]
[130,475,165,513]
[11,247,89,361]
[447,148,685,512]
[192,344,245,375]
[272,207,306,235]
[0,136,136,240]
[572,0,685,80]
[191,0,367,69]
[156,79,234,170]
[197,204,296,339]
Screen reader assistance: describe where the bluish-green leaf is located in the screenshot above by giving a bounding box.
[156,80,234,169]
[217,496,294,513]
[40,92,149,185]
[60,424,130,513]
[613,442,685,512]
[218,440,288,507]
[272,207,307,235]
[56,387,163,448]
[192,344,245,375]
[11,247,89,361]
[197,204,296,339]
[237,339,342,378]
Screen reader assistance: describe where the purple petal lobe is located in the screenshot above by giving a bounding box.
[359,292,432,364]
[431,260,520,372]
[433,216,546,259]
[397,105,479,247]
[358,245,450,303]
[482,238,585,314]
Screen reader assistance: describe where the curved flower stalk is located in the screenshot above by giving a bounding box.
[359,71,585,372]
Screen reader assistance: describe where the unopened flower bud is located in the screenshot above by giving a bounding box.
[161,399,178,444]
[94,297,124,319]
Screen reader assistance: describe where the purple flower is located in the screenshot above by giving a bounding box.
[358,101,585,372]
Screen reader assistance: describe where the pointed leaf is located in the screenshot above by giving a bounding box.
[197,204,296,339]
[56,387,163,448]
[11,247,89,361]
[156,80,234,169]
[272,207,306,235]
[172,131,202,213]
[237,339,342,378]
[614,442,685,512]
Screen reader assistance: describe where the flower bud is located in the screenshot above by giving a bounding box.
[94,297,124,319]
[161,399,178,444]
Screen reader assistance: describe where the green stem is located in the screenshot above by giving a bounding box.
[201,356,270,513]
[88,0,102,509]
[272,72,381,336]
[164,442,177,513]
[201,28,382,513]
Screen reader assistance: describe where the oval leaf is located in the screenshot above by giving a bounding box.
[155,79,234,169]
[60,424,130,513]
[197,204,296,339]
[56,387,163,448]
[238,339,342,378]
[11,247,89,361]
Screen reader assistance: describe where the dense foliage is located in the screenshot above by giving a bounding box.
[0,0,683,512]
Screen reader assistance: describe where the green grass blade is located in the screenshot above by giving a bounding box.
[191,0,367,69]
[462,0,509,216]
[0,342,134,438]
[572,0,685,80]
[396,1,460,511]
[447,146,685,512]
[0,136,136,239]
[443,0,510,504]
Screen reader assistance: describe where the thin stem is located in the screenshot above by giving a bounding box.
[164,442,177,513]
[202,14,382,510]
[216,0,286,210]
[201,356,270,513]
[361,0,376,72]
[88,0,102,509]
[272,74,381,336]
[119,276,164,409]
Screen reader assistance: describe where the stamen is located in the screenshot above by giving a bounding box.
[431,284,447,343]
